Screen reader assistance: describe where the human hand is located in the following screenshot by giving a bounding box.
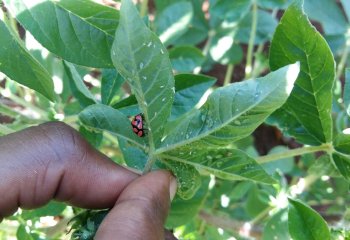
[0,122,177,240]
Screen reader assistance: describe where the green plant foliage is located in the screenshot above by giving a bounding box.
[331,134,350,181]
[174,0,208,46]
[308,155,341,178]
[20,202,66,220]
[304,0,347,35]
[63,62,96,107]
[268,0,335,145]
[112,74,216,119]
[2,0,350,238]
[209,0,252,28]
[79,104,147,148]
[4,0,119,68]
[163,148,276,184]
[0,20,54,101]
[111,0,174,148]
[159,64,299,154]
[70,210,108,240]
[101,69,124,105]
[166,178,208,228]
[160,160,202,199]
[288,199,331,240]
[259,0,292,9]
[236,10,278,44]
[170,74,216,120]
[154,1,193,46]
[345,69,350,116]
[261,146,294,175]
[263,210,290,240]
[169,45,205,72]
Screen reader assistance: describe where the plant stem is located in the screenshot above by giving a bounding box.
[194,30,215,74]
[142,155,157,174]
[140,0,148,17]
[223,64,234,86]
[245,0,258,79]
[257,144,332,164]
[336,39,350,80]
[0,87,48,119]
[250,43,265,78]
[250,206,273,225]
[198,220,207,235]
[64,115,78,124]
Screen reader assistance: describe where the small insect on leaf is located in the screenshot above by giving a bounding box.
[130,113,147,137]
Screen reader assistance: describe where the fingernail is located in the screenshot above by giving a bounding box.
[169,176,177,201]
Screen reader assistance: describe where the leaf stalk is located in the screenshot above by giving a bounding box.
[223,64,234,86]
[245,0,258,79]
[256,143,333,164]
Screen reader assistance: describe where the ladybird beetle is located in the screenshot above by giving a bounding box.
[130,113,146,137]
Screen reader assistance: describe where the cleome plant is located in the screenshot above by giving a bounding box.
[0,0,350,239]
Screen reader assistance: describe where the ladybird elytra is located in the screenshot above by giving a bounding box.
[130,113,146,137]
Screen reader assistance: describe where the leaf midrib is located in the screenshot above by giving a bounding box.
[53,0,117,38]
[160,154,270,183]
[156,77,286,154]
[283,6,333,143]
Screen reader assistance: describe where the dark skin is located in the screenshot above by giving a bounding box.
[0,122,177,240]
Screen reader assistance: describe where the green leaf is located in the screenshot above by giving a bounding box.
[245,185,270,217]
[4,0,119,68]
[258,0,292,9]
[171,74,216,120]
[345,69,350,116]
[288,198,331,240]
[334,133,350,155]
[158,63,299,154]
[169,46,205,72]
[332,153,350,181]
[236,10,278,44]
[166,177,209,228]
[308,155,341,178]
[263,210,290,240]
[112,73,215,120]
[341,0,350,21]
[268,0,335,145]
[20,201,66,220]
[0,20,54,101]
[154,1,193,46]
[101,69,125,105]
[79,104,147,149]
[161,149,276,184]
[174,0,208,46]
[304,0,348,35]
[154,0,176,12]
[111,0,175,147]
[63,62,96,108]
[332,134,350,181]
[118,137,147,171]
[79,126,103,148]
[209,0,251,28]
[112,95,140,116]
[261,146,294,175]
[210,40,243,65]
[16,225,32,240]
[159,159,201,200]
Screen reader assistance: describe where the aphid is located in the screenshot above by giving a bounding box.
[130,113,146,137]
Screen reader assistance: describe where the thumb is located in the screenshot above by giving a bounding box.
[95,170,177,240]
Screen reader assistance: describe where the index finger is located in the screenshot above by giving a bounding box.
[0,122,138,219]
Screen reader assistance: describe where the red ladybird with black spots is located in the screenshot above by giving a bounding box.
[130,113,146,137]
